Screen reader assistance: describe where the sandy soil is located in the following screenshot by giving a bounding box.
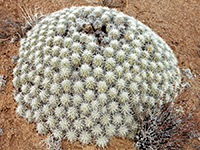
[0,0,200,149]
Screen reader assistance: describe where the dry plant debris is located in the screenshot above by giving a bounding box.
[181,68,194,79]
[0,6,44,44]
[134,102,200,150]
[0,75,7,91]
[86,0,126,7]
[0,19,22,43]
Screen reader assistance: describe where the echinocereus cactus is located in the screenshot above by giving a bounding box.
[13,6,181,148]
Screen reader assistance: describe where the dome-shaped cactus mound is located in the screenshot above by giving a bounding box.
[13,6,181,148]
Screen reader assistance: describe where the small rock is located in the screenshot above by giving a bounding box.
[0,127,3,134]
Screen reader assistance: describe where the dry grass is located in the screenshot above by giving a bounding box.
[134,102,200,150]
[0,19,23,44]
[0,5,44,44]
[19,5,44,33]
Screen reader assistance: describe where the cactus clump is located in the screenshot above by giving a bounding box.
[13,6,181,148]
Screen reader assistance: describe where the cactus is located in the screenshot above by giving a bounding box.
[13,6,181,148]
